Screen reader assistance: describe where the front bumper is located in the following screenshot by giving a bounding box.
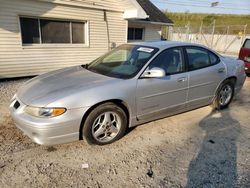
[9,97,88,145]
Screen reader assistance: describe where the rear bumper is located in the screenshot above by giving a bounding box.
[9,97,88,145]
[235,71,246,94]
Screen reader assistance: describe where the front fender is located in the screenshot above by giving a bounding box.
[46,79,137,119]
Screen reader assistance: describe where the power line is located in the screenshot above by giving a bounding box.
[158,0,250,9]
[165,0,250,6]
[161,0,250,9]
[153,0,250,11]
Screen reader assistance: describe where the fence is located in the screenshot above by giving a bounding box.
[169,21,249,55]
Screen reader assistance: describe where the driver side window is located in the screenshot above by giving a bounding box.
[149,48,184,75]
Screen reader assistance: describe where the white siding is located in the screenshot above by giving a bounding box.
[117,0,137,10]
[144,25,162,41]
[0,0,127,78]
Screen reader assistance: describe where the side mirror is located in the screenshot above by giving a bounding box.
[142,67,166,78]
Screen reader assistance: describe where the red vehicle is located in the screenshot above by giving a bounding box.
[239,38,250,76]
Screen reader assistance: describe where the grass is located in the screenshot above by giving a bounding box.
[165,12,250,34]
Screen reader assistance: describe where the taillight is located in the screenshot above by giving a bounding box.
[244,56,250,62]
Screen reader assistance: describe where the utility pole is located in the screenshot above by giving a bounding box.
[185,21,190,42]
[224,26,229,52]
[199,21,203,34]
[211,20,216,48]
[211,0,219,48]
[242,24,247,45]
[198,21,203,44]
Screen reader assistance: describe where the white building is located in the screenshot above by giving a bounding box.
[0,0,173,78]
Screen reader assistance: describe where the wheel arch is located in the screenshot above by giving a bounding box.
[216,76,237,94]
[213,76,237,103]
[226,76,237,84]
[79,99,130,140]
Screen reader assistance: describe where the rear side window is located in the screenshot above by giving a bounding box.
[209,52,220,65]
[186,47,220,71]
[243,39,250,49]
[186,47,210,70]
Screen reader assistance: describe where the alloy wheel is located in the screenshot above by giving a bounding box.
[91,111,121,142]
[219,84,233,106]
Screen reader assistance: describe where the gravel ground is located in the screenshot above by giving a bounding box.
[0,77,250,188]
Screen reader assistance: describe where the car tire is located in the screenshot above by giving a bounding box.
[213,80,235,110]
[83,102,127,145]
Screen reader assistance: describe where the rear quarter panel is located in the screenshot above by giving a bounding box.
[222,56,246,93]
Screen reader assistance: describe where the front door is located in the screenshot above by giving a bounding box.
[136,47,188,120]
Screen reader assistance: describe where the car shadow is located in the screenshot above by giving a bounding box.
[186,109,241,187]
[125,126,137,135]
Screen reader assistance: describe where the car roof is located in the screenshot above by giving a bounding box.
[129,40,206,50]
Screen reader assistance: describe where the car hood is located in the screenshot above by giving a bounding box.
[17,66,116,106]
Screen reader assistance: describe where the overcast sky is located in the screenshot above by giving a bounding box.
[151,0,250,14]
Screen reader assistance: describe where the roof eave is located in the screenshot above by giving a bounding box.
[129,20,174,26]
[37,0,124,12]
[123,0,148,19]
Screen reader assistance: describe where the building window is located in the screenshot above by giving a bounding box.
[72,22,85,43]
[20,18,40,44]
[20,17,86,45]
[128,28,144,40]
[40,20,70,43]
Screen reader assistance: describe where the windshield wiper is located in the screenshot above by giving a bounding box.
[81,64,89,69]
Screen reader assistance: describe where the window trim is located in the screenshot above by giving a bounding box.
[19,15,89,48]
[184,46,220,72]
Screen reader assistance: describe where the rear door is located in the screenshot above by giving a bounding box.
[185,46,226,108]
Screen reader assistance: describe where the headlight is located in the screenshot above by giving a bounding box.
[24,106,66,118]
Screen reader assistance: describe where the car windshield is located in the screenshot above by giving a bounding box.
[87,44,159,79]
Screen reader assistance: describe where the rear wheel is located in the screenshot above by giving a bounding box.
[83,103,127,145]
[213,80,235,110]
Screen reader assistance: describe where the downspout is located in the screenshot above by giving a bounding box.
[104,10,111,51]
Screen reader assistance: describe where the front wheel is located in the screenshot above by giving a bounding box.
[213,80,235,110]
[82,103,127,145]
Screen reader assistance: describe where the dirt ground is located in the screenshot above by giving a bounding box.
[0,77,250,188]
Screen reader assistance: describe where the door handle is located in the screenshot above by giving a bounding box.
[218,68,225,73]
[177,77,187,82]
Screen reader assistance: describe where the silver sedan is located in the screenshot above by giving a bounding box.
[9,41,246,145]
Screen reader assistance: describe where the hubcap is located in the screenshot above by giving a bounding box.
[219,84,232,106]
[91,112,121,142]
